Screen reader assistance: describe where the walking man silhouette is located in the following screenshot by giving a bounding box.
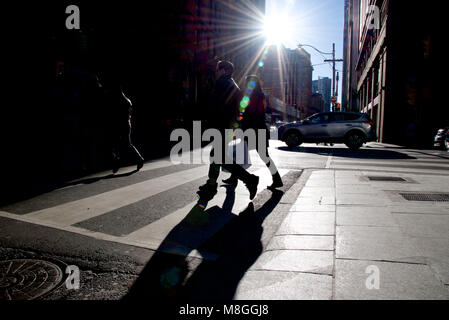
[197,61,259,205]
[101,76,144,173]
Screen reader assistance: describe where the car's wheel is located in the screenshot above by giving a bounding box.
[445,139,449,151]
[345,132,364,150]
[284,131,302,148]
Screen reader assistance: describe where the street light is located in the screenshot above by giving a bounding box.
[297,43,333,55]
[298,43,343,111]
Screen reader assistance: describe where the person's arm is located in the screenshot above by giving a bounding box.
[262,93,267,112]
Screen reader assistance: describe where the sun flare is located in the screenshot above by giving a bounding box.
[263,13,294,46]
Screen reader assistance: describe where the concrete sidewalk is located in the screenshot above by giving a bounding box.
[234,169,449,300]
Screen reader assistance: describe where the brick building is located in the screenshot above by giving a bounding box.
[262,45,313,121]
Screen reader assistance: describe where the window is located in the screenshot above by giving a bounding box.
[330,113,347,122]
[309,113,330,124]
[343,113,362,121]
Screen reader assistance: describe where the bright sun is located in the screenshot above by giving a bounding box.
[264,13,294,46]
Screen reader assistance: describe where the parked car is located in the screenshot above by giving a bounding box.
[278,112,377,150]
[433,127,448,150]
[274,121,288,128]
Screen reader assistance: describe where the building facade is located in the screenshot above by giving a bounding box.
[312,77,332,112]
[309,93,326,116]
[342,0,445,146]
[262,45,313,122]
[5,1,267,187]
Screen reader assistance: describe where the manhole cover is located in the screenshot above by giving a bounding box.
[368,176,407,182]
[400,193,449,202]
[0,259,64,300]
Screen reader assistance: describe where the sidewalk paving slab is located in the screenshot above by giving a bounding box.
[238,166,449,300]
[335,259,449,300]
[336,225,425,264]
[250,250,333,275]
[393,213,449,238]
[267,235,334,251]
[234,271,333,300]
[277,212,335,235]
[336,206,397,227]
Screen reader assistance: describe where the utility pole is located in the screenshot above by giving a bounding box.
[297,42,343,112]
[336,71,340,101]
[324,43,343,112]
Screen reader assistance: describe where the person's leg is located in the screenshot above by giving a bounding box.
[198,136,259,201]
[111,133,122,174]
[127,123,144,170]
[197,148,220,202]
[257,138,283,190]
[222,174,238,186]
[222,163,259,200]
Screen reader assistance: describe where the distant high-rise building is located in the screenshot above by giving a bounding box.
[312,77,332,112]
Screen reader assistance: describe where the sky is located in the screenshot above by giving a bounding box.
[265,0,345,103]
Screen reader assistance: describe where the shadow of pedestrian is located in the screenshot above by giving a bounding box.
[0,169,140,208]
[183,190,284,300]
[63,169,139,186]
[123,186,283,301]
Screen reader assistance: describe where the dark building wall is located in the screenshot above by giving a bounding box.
[343,0,445,147]
[384,0,445,145]
[2,1,266,199]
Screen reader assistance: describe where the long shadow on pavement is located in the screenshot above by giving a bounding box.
[278,145,416,160]
[0,170,139,208]
[124,187,284,301]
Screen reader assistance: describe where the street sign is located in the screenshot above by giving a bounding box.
[331,96,337,103]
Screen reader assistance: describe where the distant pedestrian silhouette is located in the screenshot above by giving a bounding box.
[100,76,144,173]
[223,75,283,190]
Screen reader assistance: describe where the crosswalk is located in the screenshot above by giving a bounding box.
[3,142,446,261]
[0,157,293,260]
[326,146,449,176]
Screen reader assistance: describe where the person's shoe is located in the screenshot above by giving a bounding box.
[112,162,120,174]
[268,172,283,191]
[137,159,144,171]
[222,175,238,187]
[197,183,218,202]
[245,175,259,200]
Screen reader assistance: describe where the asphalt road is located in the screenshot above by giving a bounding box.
[1,140,448,300]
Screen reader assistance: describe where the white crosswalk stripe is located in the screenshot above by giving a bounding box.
[122,169,290,257]
[0,162,291,259]
[24,165,209,225]
[328,154,449,175]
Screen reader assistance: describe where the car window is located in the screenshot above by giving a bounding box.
[330,113,346,122]
[309,114,329,124]
[343,113,362,121]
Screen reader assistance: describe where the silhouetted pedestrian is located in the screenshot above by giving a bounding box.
[100,76,144,173]
[197,61,259,204]
[223,75,283,190]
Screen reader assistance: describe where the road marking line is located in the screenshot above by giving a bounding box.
[325,153,333,169]
[0,169,290,260]
[123,168,290,242]
[23,165,210,226]
[0,210,212,259]
[66,160,175,184]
